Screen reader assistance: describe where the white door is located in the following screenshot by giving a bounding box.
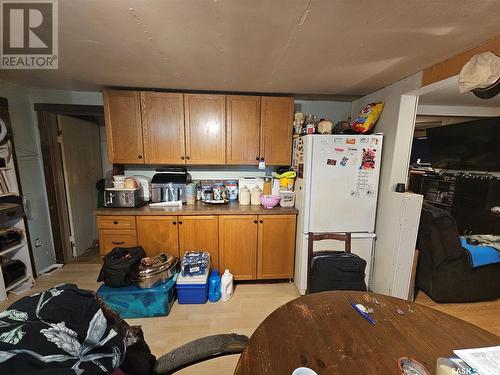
[308,135,382,233]
[58,115,103,257]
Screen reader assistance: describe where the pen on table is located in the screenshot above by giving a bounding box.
[351,303,376,325]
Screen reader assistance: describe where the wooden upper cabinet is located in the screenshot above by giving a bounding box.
[260,96,294,165]
[136,216,180,258]
[226,95,261,165]
[103,90,144,164]
[257,215,296,279]
[184,94,226,164]
[219,215,258,280]
[178,216,219,271]
[141,92,185,164]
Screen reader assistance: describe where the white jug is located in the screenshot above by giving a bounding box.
[221,269,234,302]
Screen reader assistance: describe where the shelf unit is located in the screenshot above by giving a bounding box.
[0,140,34,301]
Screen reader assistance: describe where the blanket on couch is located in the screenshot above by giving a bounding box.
[0,284,126,374]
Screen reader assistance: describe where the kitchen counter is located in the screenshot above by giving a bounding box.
[95,202,298,216]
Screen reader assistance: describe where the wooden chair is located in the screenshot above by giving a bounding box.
[306,232,352,294]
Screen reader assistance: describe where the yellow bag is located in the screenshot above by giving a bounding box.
[351,102,384,134]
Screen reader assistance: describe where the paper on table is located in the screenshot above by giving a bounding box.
[454,346,500,375]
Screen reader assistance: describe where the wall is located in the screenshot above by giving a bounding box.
[0,81,103,273]
[0,80,56,273]
[295,100,351,124]
[351,73,423,298]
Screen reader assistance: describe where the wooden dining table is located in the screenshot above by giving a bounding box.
[234,291,500,375]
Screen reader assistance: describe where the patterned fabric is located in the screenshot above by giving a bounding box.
[0,284,125,374]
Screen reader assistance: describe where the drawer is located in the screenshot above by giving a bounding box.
[98,229,137,255]
[97,215,136,230]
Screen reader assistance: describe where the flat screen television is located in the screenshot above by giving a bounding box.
[410,137,431,165]
[426,117,500,171]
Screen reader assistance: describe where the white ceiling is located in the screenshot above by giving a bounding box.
[1,0,500,95]
[419,83,500,107]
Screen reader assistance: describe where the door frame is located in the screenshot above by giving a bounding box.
[35,104,104,263]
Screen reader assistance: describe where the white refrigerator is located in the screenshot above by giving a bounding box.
[292,134,383,295]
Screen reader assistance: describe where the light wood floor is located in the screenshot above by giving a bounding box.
[1,260,499,374]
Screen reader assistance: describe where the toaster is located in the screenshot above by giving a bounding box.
[104,188,145,208]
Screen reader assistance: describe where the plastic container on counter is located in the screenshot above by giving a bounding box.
[97,274,177,318]
[185,183,197,205]
[279,190,295,207]
[202,185,213,201]
[225,180,239,201]
[176,271,209,304]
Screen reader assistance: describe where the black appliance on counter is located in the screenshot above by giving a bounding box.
[151,168,191,203]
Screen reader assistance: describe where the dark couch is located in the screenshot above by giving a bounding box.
[416,202,500,303]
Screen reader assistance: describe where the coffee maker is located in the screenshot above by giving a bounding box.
[151,168,191,203]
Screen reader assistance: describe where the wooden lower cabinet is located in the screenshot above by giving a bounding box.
[98,229,137,256]
[178,216,219,271]
[219,215,258,280]
[136,216,179,258]
[257,215,296,279]
[97,213,296,280]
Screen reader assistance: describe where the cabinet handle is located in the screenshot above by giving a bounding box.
[173,221,177,225]
[253,220,258,224]
[112,241,125,245]
[255,156,259,161]
[113,220,118,225]
[138,155,143,159]
[180,156,185,160]
[179,221,183,225]
[186,156,190,160]
[259,220,263,223]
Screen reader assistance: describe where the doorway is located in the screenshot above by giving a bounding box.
[36,104,105,263]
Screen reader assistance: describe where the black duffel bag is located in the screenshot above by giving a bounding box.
[307,232,367,294]
[98,246,146,287]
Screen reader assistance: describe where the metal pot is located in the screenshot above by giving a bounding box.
[135,253,179,288]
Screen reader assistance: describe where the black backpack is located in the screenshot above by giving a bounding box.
[98,246,146,287]
[307,233,367,294]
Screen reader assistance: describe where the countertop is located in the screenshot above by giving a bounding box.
[95,201,298,216]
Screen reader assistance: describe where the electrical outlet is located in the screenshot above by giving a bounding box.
[34,238,43,248]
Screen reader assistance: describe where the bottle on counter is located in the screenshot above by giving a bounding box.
[251,185,262,205]
[221,269,233,302]
[239,185,251,205]
[263,177,272,195]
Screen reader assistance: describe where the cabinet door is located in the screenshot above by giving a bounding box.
[136,216,179,258]
[219,215,258,280]
[226,95,261,165]
[98,229,137,256]
[178,216,219,270]
[184,94,226,164]
[103,90,144,164]
[257,215,296,279]
[260,96,294,165]
[141,92,186,164]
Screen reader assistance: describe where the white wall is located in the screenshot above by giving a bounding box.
[351,73,423,298]
[295,100,351,124]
